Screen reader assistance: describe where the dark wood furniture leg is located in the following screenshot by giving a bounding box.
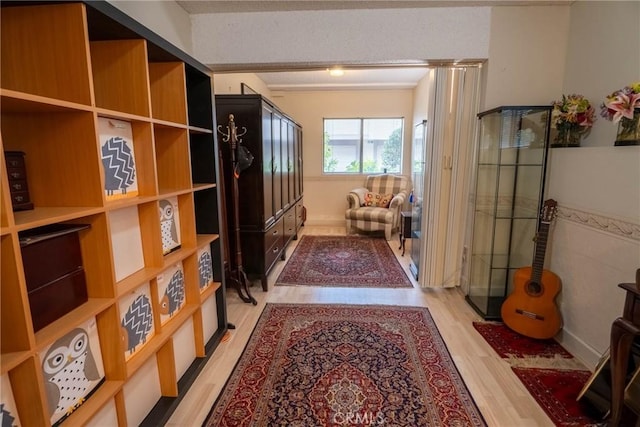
[610,317,640,426]
[400,211,411,256]
[609,270,640,426]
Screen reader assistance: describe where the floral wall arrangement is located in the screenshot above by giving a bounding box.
[551,94,596,147]
[600,81,640,146]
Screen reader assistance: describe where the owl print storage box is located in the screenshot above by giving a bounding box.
[119,282,155,361]
[159,196,181,255]
[98,117,139,201]
[156,263,185,325]
[197,245,214,292]
[40,316,105,426]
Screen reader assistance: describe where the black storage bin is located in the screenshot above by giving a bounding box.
[19,223,90,331]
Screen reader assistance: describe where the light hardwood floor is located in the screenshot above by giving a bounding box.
[167,226,556,426]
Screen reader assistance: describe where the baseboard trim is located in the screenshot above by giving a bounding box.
[304,218,345,227]
[555,328,602,370]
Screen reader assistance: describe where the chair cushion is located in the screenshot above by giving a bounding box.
[363,192,394,208]
[345,206,394,224]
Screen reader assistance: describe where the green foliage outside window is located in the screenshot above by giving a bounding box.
[382,128,402,172]
[323,132,338,172]
[346,159,377,172]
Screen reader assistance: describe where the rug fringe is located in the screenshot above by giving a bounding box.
[506,354,587,371]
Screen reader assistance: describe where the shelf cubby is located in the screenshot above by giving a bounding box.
[154,125,192,193]
[138,200,165,269]
[122,356,162,426]
[66,214,116,298]
[149,62,187,125]
[125,303,198,379]
[172,316,198,379]
[192,308,206,358]
[1,147,13,230]
[90,39,151,117]
[190,132,219,184]
[96,302,127,379]
[0,3,93,105]
[108,206,147,284]
[33,298,113,351]
[1,109,103,209]
[185,67,214,130]
[157,338,179,396]
[63,379,124,427]
[200,293,220,346]
[182,250,200,305]
[0,234,32,361]
[9,357,49,426]
[177,192,197,250]
[98,117,158,204]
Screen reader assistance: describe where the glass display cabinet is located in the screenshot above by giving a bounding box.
[410,120,429,280]
[466,106,552,319]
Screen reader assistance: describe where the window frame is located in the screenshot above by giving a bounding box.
[322,117,404,175]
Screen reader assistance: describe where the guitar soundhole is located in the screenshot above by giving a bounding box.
[526,281,542,296]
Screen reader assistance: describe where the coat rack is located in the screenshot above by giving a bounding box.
[217,114,257,305]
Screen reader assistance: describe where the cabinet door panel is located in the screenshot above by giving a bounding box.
[286,121,295,204]
[262,104,275,227]
[281,119,291,210]
[272,112,283,219]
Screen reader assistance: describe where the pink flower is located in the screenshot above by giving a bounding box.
[606,92,640,122]
[601,82,640,123]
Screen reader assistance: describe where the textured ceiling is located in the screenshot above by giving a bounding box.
[177,0,563,90]
[254,67,431,91]
[177,0,569,14]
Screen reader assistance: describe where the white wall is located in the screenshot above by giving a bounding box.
[545,1,640,367]
[108,0,193,54]
[561,1,640,148]
[412,71,433,126]
[191,8,490,66]
[213,73,273,98]
[268,89,415,226]
[484,5,570,108]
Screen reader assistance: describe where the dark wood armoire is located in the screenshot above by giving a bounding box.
[215,94,304,290]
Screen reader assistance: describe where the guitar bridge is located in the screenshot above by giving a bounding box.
[515,308,545,321]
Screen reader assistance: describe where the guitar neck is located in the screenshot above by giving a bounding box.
[531,222,550,283]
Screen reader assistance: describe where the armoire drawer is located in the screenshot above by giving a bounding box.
[264,217,284,251]
[295,199,305,227]
[264,238,283,273]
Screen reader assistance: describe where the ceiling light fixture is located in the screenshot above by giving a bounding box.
[329,68,344,77]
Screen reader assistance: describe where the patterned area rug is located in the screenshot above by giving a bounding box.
[205,304,486,426]
[473,322,600,426]
[275,235,413,288]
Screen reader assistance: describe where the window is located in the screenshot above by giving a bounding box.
[323,118,404,174]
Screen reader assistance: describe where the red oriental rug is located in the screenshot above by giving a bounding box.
[473,322,600,427]
[205,304,486,426]
[275,235,413,288]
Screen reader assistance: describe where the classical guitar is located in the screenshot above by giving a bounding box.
[501,199,562,339]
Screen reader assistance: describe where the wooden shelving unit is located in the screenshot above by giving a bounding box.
[0,2,228,425]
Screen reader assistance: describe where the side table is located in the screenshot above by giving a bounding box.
[399,211,412,256]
